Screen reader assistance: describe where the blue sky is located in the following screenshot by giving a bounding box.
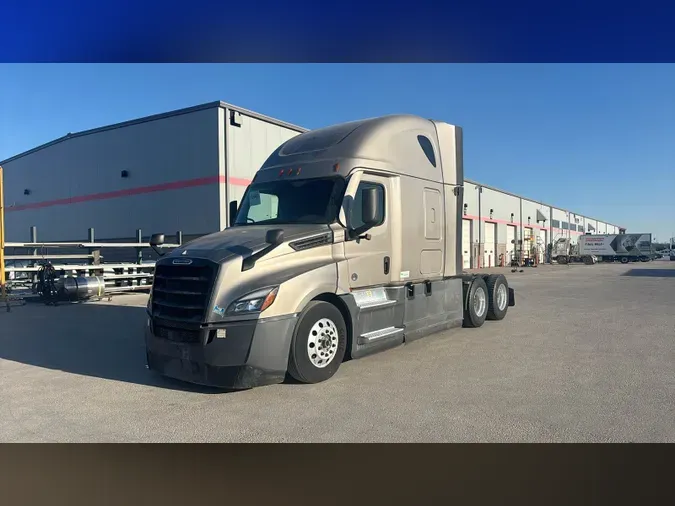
[1,64,673,241]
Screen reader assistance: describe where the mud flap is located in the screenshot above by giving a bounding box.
[508,288,516,307]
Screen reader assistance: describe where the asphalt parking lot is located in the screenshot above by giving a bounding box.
[1,261,674,442]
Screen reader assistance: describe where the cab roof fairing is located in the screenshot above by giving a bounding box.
[256,114,446,181]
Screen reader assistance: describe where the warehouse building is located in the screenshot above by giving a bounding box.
[1,101,623,268]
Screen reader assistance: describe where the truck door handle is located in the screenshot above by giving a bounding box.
[383,256,390,275]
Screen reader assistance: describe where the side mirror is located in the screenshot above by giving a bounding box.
[149,233,166,257]
[242,228,285,271]
[229,200,238,227]
[266,228,284,246]
[150,233,165,247]
[361,187,380,227]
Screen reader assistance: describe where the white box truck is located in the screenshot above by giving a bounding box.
[144,114,516,389]
[578,233,653,264]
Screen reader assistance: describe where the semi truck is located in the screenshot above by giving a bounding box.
[550,237,596,265]
[578,233,653,264]
[144,114,516,389]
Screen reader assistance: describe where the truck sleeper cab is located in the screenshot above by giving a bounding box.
[144,114,516,389]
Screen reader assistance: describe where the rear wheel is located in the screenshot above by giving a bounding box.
[485,274,509,321]
[620,256,629,264]
[287,301,347,384]
[463,277,488,328]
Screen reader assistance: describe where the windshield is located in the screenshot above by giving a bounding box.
[235,176,346,226]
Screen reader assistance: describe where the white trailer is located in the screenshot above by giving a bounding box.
[578,233,653,264]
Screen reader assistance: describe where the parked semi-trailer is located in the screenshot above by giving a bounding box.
[578,233,653,264]
[143,114,516,389]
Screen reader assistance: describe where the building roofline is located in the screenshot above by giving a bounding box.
[465,178,620,229]
[0,100,307,165]
[0,105,619,228]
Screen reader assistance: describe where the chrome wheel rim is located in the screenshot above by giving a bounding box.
[496,283,508,311]
[307,318,339,368]
[473,287,487,317]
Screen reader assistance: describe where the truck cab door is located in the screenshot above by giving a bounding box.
[341,172,393,290]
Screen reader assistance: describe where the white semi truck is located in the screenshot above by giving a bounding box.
[550,237,596,265]
[144,114,516,389]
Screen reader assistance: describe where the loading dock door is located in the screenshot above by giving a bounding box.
[506,225,517,263]
[462,219,472,269]
[538,229,547,263]
[484,222,497,267]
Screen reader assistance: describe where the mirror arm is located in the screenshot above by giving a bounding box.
[347,224,374,241]
[242,243,281,271]
[150,245,166,257]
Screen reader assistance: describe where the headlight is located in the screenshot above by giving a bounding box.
[227,286,279,315]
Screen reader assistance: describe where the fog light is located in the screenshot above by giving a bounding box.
[216,328,227,339]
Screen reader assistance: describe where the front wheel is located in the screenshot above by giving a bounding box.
[287,301,347,384]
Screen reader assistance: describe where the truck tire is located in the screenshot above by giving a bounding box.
[557,255,568,265]
[583,256,594,265]
[287,300,347,384]
[485,274,509,321]
[463,277,488,328]
[620,256,629,264]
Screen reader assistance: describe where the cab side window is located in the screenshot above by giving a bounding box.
[351,181,385,228]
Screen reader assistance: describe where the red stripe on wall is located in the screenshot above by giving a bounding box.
[227,176,253,186]
[5,175,253,213]
[463,214,548,230]
[464,215,601,235]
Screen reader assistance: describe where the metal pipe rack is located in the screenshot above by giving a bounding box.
[3,224,184,304]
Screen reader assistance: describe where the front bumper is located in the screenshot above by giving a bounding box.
[145,314,298,389]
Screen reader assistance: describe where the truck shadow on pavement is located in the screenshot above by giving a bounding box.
[621,269,675,278]
[0,299,231,394]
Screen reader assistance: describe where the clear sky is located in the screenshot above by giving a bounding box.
[1,64,673,241]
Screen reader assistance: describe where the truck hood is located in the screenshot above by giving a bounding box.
[163,224,331,264]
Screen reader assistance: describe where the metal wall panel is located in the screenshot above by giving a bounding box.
[3,107,221,241]
[223,109,302,228]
